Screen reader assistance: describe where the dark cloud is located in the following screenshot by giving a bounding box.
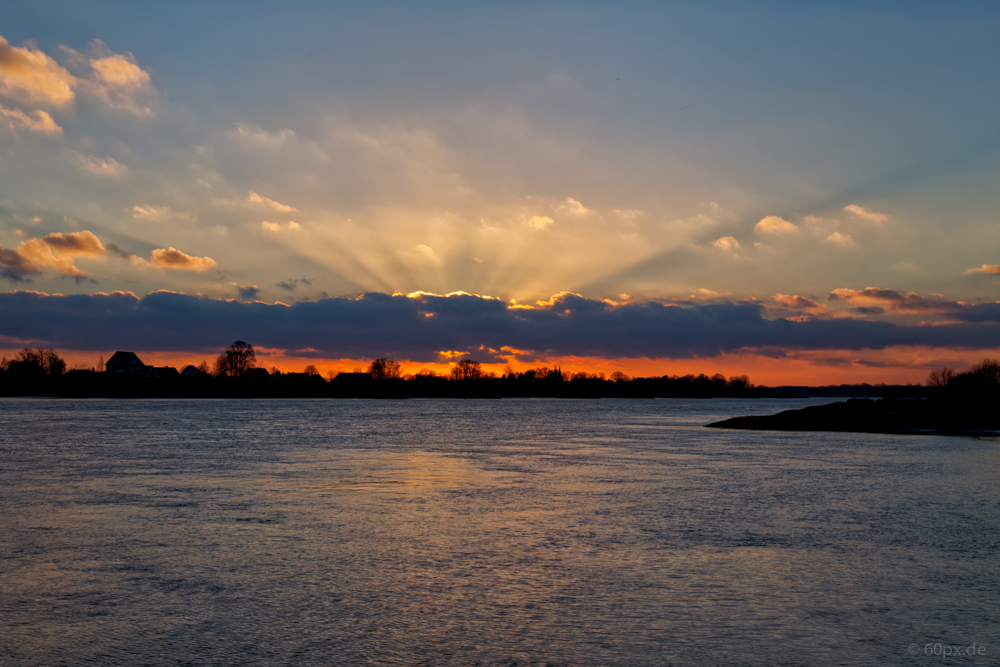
[2,290,1000,360]
[951,302,1000,323]
[235,285,260,301]
[105,243,135,260]
[855,360,895,368]
[829,287,949,311]
[275,277,312,292]
[829,287,1000,323]
[0,247,40,282]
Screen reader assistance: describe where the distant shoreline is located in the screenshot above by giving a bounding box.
[707,398,1000,436]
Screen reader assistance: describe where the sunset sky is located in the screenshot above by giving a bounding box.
[1,1,999,383]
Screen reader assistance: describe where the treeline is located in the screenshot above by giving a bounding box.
[711,360,1000,434]
[0,347,762,398]
[2,343,993,400]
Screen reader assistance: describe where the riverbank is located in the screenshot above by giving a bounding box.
[707,397,1000,435]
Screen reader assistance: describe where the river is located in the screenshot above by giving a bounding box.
[1,398,996,666]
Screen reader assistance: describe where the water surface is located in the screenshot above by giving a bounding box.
[1,398,997,666]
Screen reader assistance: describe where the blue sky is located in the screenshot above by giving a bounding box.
[1,1,998,379]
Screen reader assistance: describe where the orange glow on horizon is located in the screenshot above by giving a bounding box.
[5,344,997,386]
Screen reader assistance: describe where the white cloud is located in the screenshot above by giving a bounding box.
[234,124,297,150]
[77,154,126,177]
[132,205,170,221]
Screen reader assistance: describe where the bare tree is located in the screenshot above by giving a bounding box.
[13,348,66,376]
[968,358,1000,385]
[610,371,630,383]
[450,359,483,381]
[926,367,955,387]
[368,358,402,381]
[304,364,319,376]
[214,341,257,378]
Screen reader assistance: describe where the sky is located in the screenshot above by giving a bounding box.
[1,1,998,383]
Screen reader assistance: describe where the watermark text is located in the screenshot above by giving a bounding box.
[908,642,987,657]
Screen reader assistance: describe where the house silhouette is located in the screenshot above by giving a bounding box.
[105,351,146,377]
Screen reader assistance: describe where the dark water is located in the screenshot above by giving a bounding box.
[0,398,997,666]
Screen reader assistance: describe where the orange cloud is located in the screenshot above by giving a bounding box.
[249,191,296,212]
[713,236,740,250]
[18,242,89,280]
[965,264,1000,275]
[826,231,853,246]
[262,220,300,231]
[775,294,822,310]
[529,215,553,229]
[90,54,150,89]
[0,102,61,135]
[843,204,889,223]
[530,291,582,308]
[0,36,75,108]
[0,246,42,281]
[149,247,217,271]
[2,231,106,281]
[560,197,589,214]
[70,41,156,116]
[754,215,796,234]
[40,231,106,255]
[828,286,950,313]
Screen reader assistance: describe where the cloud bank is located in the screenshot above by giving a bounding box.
[1,290,998,361]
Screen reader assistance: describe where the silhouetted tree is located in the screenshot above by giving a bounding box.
[531,366,563,382]
[949,358,1000,395]
[450,359,483,381]
[610,371,630,383]
[369,358,402,381]
[214,341,256,378]
[926,367,955,387]
[968,358,1000,385]
[9,348,66,377]
[304,364,319,376]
